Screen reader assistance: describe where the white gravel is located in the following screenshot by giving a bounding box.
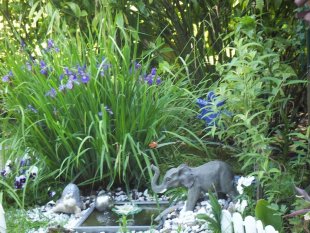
[25,188,230,233]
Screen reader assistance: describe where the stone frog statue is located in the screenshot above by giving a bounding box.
[151,160,237,212]
[52,183,85,216]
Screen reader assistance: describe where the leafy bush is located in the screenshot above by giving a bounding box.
[0,9,196,191]
[198,16,307,203]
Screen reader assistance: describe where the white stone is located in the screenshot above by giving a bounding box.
[143,189,149,198]
[196,207,207,214]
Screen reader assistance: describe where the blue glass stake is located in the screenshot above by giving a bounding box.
[196,91,226,126]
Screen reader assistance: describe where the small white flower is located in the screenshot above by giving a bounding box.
[237,176,255,187]
[236,176,255,194]
[304,211,310,221]
[237,183,244,195]
[242,176,255,187]
[234,199,248,213]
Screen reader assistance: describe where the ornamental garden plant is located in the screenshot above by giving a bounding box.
[0,10,198,206]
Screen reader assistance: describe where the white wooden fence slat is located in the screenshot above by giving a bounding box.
[232,212,245,233]
[264,225,278,233]
[221,210,233,233]
[0,204,6,233]
[219,210,279,233]
[244,216,257,233]
[255,220,265,233]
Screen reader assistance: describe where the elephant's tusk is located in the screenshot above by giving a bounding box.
[159,188,167,194]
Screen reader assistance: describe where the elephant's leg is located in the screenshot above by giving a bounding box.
[185,186,200,211]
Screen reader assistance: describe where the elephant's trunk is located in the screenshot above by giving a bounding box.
[151,165,166,193]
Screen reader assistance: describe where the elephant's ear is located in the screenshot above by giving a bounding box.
[178,164,195,188]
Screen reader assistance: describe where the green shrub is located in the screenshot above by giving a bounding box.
[200,16,305,202]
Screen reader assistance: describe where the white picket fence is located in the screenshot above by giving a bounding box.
[221,210,278,233]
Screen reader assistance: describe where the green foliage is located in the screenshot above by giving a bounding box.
[201,16,307,203]
[5,208,49,233]
[255,199,283,231]
[196,192,222,233]
[0,179,22,208]
[0,6,199,191]
[285,186,310,232]
[0,145,66,208]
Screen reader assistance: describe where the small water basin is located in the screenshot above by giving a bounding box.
[74,201,169,233]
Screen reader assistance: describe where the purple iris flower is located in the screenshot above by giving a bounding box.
[81,75,90,84]
[196,91,226,126]
[64,67,71,76]
[63,67,81,87]
[98,58,110,77]
[146,77,153,85]
[77,65,86,75]
[130,62,142,74]
[47,39,54,49]
[58,84,65,92]
[135,62,142,70]
[156,77,162,85]
[45,88,57,98]
[2,75,10,83]
[28,104,38,113]
[20,40,26,48]
[143,67,162,85]
[64,67,78,83]
[69,73,78,82]
[46,39,59,52]
[40,60,48,76]
[77,65,90,84]
[2,71,13,82]
[26,62,32,71]
[66,80,73,90]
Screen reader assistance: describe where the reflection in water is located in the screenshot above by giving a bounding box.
[83,204,168,226]
[96,211,114,224]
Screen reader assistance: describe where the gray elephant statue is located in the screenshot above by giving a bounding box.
[151,160,236,211]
